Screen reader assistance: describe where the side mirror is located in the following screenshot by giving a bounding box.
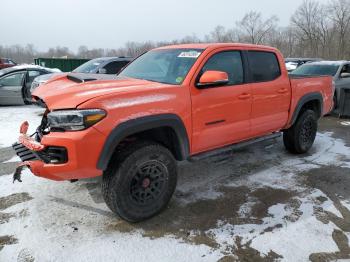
[197,71,229,88]
[98,68,107,74]
[340,72,350,78]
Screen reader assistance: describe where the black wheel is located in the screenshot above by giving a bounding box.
[283,109,318,154]
[102,140,177,222]
[22,87,32,105]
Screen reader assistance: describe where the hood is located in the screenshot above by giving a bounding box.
[32,73,167,110]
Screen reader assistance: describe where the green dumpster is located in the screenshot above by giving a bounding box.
[34,58,90,72]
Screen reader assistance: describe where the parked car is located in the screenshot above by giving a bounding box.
[13,43,333,222]
[30,57,133,93]
[285,58,322,72]
[0,65,60,105]
[0,58,17,69]
[73,57,132,74]
[290,60,350,110]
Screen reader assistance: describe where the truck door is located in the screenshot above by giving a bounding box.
[246,51,291,137]
[190,50,252,153]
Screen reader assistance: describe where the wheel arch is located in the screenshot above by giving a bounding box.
[97,114,190,170]
[290,92,323,126]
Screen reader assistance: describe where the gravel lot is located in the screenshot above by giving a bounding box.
[1,106,350,261]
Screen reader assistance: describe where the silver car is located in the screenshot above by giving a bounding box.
[290,61,350,110]
[0,65,60,105]
[30,57,132,94]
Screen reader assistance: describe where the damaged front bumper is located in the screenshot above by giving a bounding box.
[12,129,68,182]
[13,136,68,164]
[12,120,104,182]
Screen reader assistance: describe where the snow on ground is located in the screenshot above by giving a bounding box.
[1,106,350,261]
[340,121,350,126]
[0,172,222,262]
[205,133,350,260]
[2,155,20,163]
[0,106,44,148]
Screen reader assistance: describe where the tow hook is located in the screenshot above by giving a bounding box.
[13,162,30,183]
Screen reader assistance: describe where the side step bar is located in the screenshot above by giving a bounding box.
[188,132,281,162]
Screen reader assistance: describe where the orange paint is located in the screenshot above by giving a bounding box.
[19,43,333,181]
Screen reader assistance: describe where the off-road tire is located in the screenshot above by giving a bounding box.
[102,140,177,222]
[283,109,317,154]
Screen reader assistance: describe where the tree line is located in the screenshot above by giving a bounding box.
[1,0,350,64]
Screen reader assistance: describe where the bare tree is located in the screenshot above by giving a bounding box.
[237,11,278,44]
[328,0,350,58]
[77,45,89,58]
[209,26,232,42]
[291,0,324,57]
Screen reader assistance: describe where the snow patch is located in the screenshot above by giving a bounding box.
[0,106,44,148]
[3,155,20,163]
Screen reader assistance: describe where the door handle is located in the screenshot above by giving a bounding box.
[238,93,251,100]
[277,88,288,94]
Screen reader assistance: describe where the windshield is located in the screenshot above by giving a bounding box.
[73,59,105,73]
[291,64,340,76]
[118,48,203,85]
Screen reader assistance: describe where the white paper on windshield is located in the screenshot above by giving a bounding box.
[178,51,201,58]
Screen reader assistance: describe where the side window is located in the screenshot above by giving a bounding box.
[0,73,25,86]
[201,51,244,85]
[341,64,350,74]
[103,61,130,74]
[26,70,42,85]
[248,51,281,82]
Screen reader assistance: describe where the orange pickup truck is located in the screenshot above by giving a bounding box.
[13,43,334,222]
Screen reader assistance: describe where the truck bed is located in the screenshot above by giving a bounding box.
[288,74,334,123]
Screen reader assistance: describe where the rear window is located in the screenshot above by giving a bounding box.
[73,59,105,73]
[248,51,281,82]
[290,64,340,76]
[104,61,130,74]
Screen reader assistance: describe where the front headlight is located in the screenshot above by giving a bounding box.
[47,109,106,131]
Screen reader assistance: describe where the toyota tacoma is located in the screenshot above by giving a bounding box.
[12,43,334,222]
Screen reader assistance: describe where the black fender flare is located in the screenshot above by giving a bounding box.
[290,92,323,126]
[97,114,190,170]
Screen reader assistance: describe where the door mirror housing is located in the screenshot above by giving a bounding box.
[340,72,350,78]
[98,68,107,74]
[197,71,229,88]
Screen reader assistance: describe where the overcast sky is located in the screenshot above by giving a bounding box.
[0,0,329,51]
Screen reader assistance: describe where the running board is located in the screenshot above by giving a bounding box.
[188,132,281,162]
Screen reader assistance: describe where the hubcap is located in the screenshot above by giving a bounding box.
[130,160,168,205]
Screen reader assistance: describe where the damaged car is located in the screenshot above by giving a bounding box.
[12,43,334,222]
